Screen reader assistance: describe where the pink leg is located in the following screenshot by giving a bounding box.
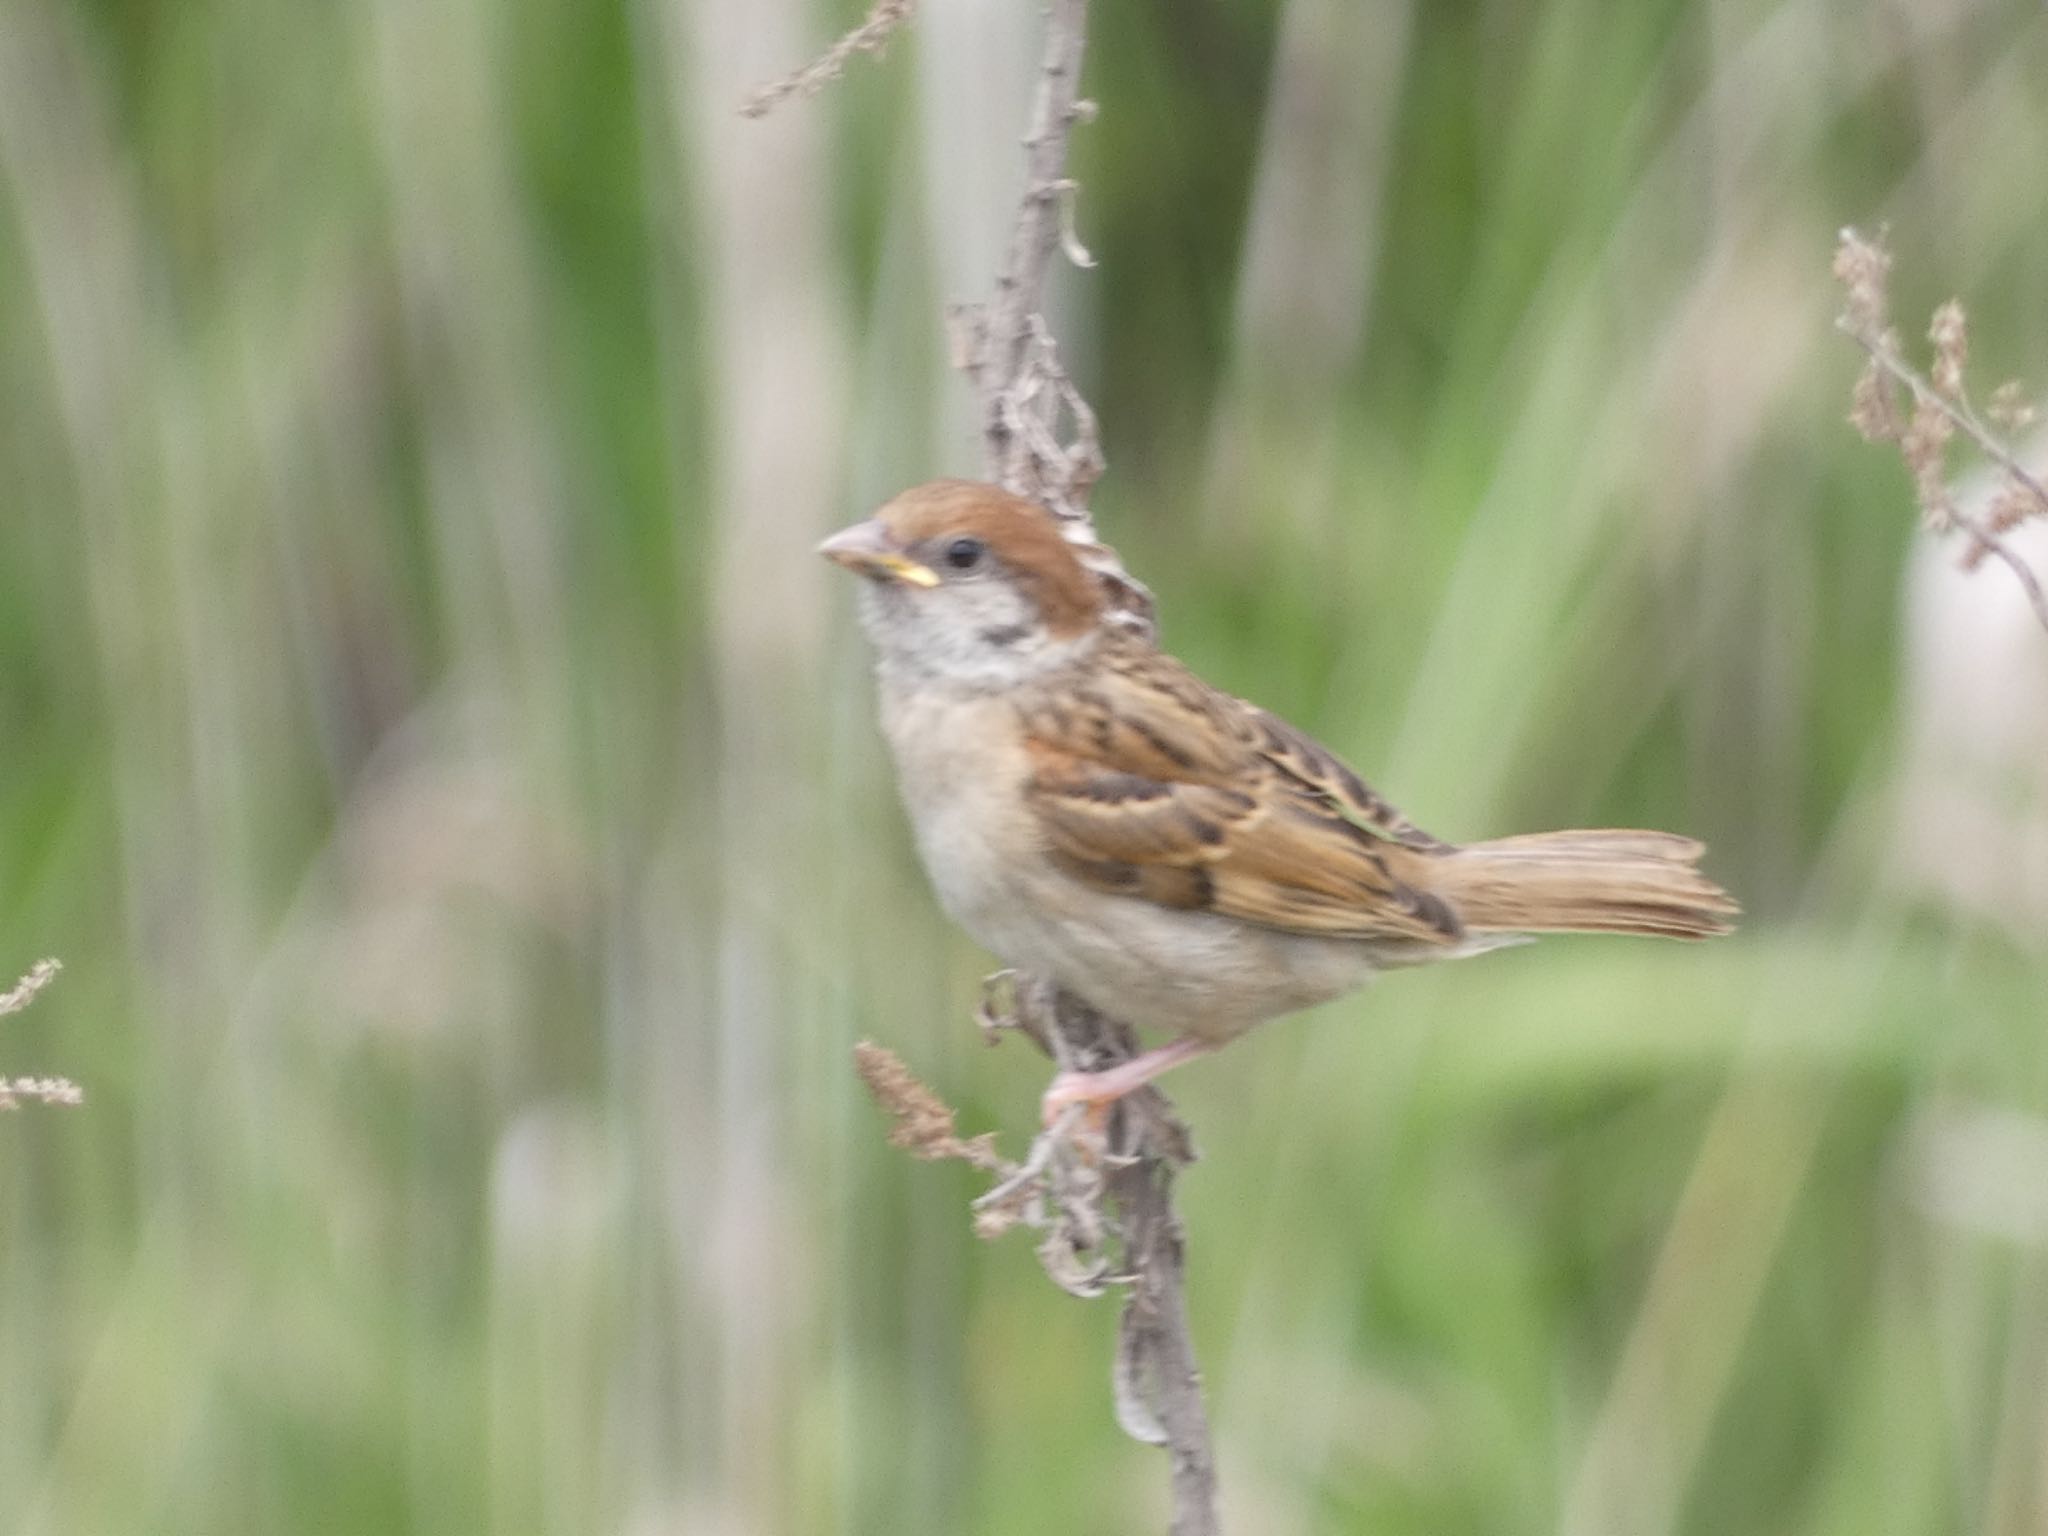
[1041,1037,1217,1126]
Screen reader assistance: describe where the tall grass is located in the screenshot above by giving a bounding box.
[1,0,2044,1532]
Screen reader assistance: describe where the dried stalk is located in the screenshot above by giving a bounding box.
[946,0,1157,638]
[739,1,916,119]
[1832,227,2048,635]
[1836,324,2048,634]
[952,4,1219,1530]
[758,1,1222,1528]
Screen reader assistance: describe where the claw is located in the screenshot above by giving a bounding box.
[975,970,1020,1045]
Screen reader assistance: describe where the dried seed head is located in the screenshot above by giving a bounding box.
[1902,397,1954,527]
[1988,381,2037,432]
[1987,483,2039,537]
[1929,301,1968,399]
[0,1076,83,1110]
[852,1040,1014,1175]
[0,959,61,1017]
[1849,361,1897,442]
[1833,227,1893,336]
[853,1040,968,1160]
[740,0,917,118]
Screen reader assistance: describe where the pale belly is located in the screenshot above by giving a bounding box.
[963,873,1385,1042]
[879,680,1383,1042]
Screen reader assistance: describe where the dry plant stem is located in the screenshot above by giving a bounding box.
[978,0,1092,491]
[965,3,1220,1528]
[961,3,1219,1528]
[788,0,1220,1525]
[1112,1154,1219,1535]
[1838,321,2048,635]
[739,1,916,119]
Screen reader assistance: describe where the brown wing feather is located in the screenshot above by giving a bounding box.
[1243,705,1454,853]
[1018,648,1462,945]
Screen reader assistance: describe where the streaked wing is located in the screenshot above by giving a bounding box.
[1241,706,1454,853]
[1017,649,1462,945]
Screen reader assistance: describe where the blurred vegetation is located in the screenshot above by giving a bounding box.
[2,0,2046,1533]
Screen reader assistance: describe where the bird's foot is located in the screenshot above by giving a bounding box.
[1039,1037,1216,1129]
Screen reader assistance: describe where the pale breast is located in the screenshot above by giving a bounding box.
[877,681,1041,940]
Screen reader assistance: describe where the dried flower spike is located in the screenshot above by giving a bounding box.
[852,1040,1006,1170]
[740,0,917,118]
[1929,301,1968,400]
[0,1075,84,1111]
[1989,381,2037,433]
[1833,226,1892,336]
[1848,362,1897,443]
[1832,227,2048,633]
[0,958,61,1018]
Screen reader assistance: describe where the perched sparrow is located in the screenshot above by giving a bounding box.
[823,480,1737,1118]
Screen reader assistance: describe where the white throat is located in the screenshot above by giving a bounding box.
[858,581,1099,694]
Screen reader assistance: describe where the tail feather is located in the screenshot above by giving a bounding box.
[1437,829,1738,940]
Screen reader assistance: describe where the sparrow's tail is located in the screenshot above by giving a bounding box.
[1436,830,1738,939]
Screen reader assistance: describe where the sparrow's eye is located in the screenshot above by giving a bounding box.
[943,536,986,571]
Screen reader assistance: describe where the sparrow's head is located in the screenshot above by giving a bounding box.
[819,480,1105,688]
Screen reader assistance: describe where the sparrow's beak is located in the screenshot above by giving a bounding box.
[816,518,940,588]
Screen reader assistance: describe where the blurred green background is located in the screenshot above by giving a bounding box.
[4,0,2048,1531]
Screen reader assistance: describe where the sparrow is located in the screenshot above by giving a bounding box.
[822,479,1737,1120]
